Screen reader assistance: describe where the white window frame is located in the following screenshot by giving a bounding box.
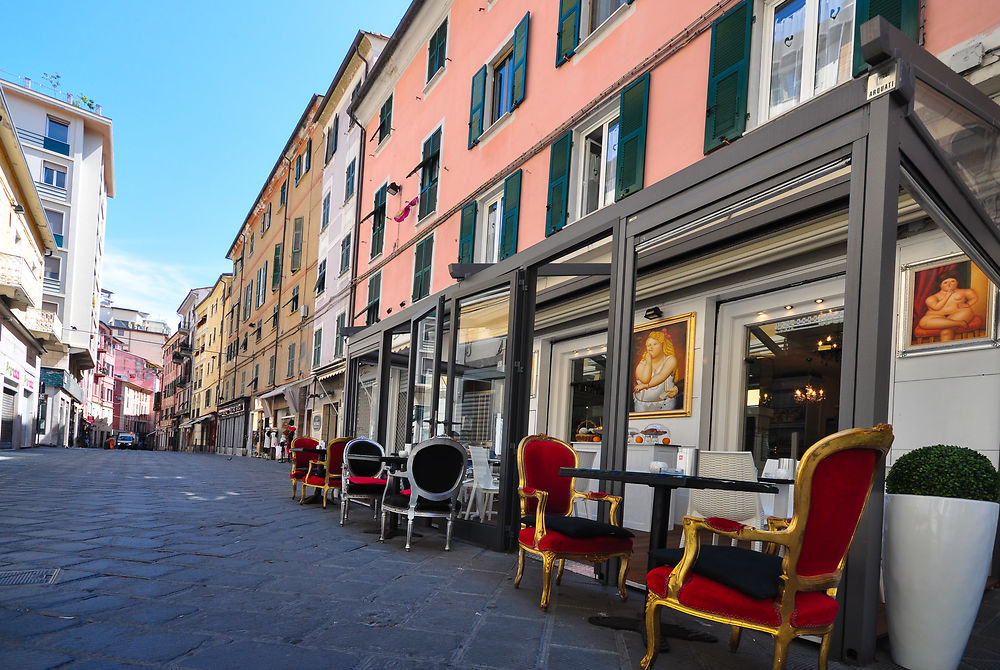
[45,116,70,143]
[476,187,505,264]
[575,106,620,220]
[43,256,61,281]
[573,0,635,60]
[42,161,67,189]
[751,0,857,128]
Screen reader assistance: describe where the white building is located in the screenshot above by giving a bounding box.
[176,287,209,449]
[310,32,388,442]
[0,77,114,447]
[0,88,60,448]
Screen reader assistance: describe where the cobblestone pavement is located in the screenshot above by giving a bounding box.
[0,447,996,669]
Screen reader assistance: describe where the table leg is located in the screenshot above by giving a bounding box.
[647,485,672,573]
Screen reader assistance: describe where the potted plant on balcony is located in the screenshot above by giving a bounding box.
[884,444,1000,670]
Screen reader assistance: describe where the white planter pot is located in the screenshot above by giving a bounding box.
[884,493,999,670]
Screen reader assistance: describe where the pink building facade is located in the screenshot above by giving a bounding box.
[83,322,115,447]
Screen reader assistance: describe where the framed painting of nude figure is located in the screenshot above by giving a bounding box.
[900,253,998,356]
[629,312,696,418]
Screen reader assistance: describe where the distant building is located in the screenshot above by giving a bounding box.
[1,76,114,448]
[175,287,209,451]
[101,300,170,367]
[190,274,230,452]
[155,330,184,450]
[0,87,60,448]
[84,321,115,447]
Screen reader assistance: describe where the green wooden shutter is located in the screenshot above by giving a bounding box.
[428,21,447,80]
[511,13,530,109]
[372,185,386,257]
[853,0,920,75]
[704,1,752,154]
[458,202,477,263]
[556,0,580,66]
[499,170,522,260]
[546,131,573,236]
[331,115,339,157]
[271,244,282,291]
[616,73,649,200]
[413,237,433,301]
[468,65,487,148]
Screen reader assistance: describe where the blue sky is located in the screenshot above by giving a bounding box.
[2,0,410,325]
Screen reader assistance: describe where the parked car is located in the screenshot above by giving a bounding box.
[116,433,137,449]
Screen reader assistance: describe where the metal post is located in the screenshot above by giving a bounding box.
[834,92,902,665]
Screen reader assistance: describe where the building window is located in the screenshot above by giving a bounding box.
[44,209,64,247]
[419,128,441,219]
[289,285,299,313]
[313,329,322,368]
[280,182,287,206]
[335,312,346,358]
[557,0,630,63]
[243,284,252,320]
[378,95,393,144]
[340,234,351,275]
[268,354,276,385]
[248,229,255,256]
[759,0,856,122]
[469,14,529,147]
[326,115,339,164]
[290,217,303,272]
[345,159,356,200]
[45,117,70,155]
[271,244,282,291]
[295,154,303,185]
[316,260,326,294]
[371,185,386,258]
[366,273,381,326]
[412,236,433,302]
[42,162,67,189]
[286,343,296,378]
[263,204,271,235]
[580,113,620,217]
[427,19,448,82]
[43,256,60,282]
[321,192,331,230]
[304,138,312,173]
[459,170,522,264]
[256,262,267,307]
[255,318,263,341]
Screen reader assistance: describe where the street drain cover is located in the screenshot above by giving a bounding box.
[0,568,61,586]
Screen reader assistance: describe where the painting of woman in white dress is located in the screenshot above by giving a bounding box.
[630,313,695,418]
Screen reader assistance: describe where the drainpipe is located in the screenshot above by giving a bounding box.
[272,162,292,431]
[347,39,371,330]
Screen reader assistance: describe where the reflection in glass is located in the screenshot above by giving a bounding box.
[570,354,606,440]
[352,351,379,439]
[452,287,509,456]
[389,332,411,451]
[412,312,438,443]
[912,80,1000,230]
[769,0,806,116]
[742,309,843,471]
[814,0,854,94]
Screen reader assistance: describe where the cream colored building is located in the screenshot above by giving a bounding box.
[190,273,230,451]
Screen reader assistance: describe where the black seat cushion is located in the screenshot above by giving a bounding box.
[520,514,634,540]
[383,493,453,512]
[650,545,783,601]
[345,482,387,495]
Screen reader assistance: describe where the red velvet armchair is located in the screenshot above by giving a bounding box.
[514,434,633,611]
[300,437,350,508]
[640,424,894,670]
[288,437,321,499]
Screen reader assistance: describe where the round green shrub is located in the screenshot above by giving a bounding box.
[886,445,999,503]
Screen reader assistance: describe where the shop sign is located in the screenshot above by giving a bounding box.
[867,60,898,101]
[23,376,36,392]
[2,355,21,384]
[219,400,246,418]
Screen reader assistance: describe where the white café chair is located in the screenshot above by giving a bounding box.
[683,451,764,550]
[463,446,499,522]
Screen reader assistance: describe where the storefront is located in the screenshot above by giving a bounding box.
[343,22,1000,662]
[217,396,250,457]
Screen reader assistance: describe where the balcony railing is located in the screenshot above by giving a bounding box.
[0,252,40,310]
[34,181,68,203]
[15,127,70,156]
[23,307,62,343]
[42,276,62,293]
[94,361,111,376]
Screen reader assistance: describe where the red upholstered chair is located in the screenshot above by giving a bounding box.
[300,437,350,508]
[288,437,321,499]
[640,424,894,670]
[339,438,388,526]
[514,434,633,611]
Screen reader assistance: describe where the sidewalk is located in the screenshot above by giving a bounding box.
[0,448,995,669]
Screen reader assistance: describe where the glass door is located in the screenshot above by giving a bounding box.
[348,347,380,440]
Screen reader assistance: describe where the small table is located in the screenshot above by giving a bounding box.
[759,476,796,519]
[350,453,411,537]
[560,467,778,648]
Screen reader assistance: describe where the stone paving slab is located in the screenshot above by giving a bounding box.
[0,447,995,669]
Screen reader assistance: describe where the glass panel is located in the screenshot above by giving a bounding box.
[814,0,855,94]
[584,126,603,215]
[769,0,806,117]
[452,287,509,457]
[742,308,843,471]
[486,198,502,263]
[351,350,379,439]
[912,79,1000,231]
[412,311,438,444]
[46,118,69,143]
[591,0,626,30]
[387,331,411,452]
[604,119,619,206]
[492,51,513,124]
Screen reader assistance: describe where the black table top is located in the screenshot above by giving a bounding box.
[560,467,778,494]
[349,453,408,468]
[759,476,796,485]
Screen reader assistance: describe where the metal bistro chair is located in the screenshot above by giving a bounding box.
[339,438,388,526]
[299,437,350,508]
[379,437,467,551]
[641,425,894,670]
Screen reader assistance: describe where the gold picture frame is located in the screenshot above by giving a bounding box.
[629,312,695,418]
[899,252,999,356]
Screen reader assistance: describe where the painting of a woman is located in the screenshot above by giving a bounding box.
[630,313,695,417]
[906,255,995,351]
